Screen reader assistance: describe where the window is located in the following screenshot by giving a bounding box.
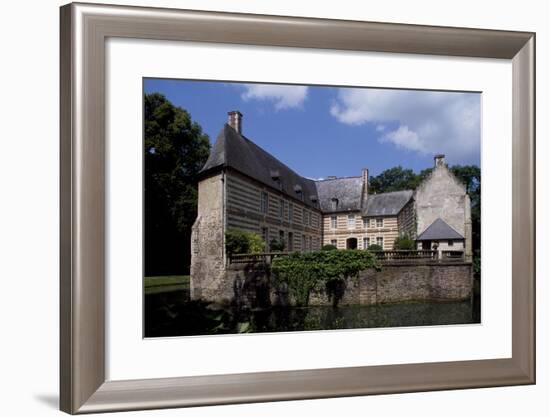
[288,232,294,251]
[302,235,306,252]
[376,218,383,228]
[303,209,310,226]
[279,199,284,218]
[348,214,355,229]
[309,236,313,251]
[448,240,454,246]
[279,230,285,248]
[288,203,293,222]
[331,215,337,229]
[363,218,369,228]
[330,239,338,246]
[363,237,370,248]
[376,236,383,247]
[331,198,339,210]
[260,191,268,214]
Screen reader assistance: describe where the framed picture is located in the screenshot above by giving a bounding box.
[60,2,535,414]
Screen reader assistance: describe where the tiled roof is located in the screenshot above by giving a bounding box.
[200,124,319,208]
[363,190,414,217]
[417,218,464,240]
[315,177,363,213]
[200,123,414,215]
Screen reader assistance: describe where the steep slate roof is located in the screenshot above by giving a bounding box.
[200,124,319,208]
[363,190,414,217]
[417,218,464,241]
[315,177,363,213]
[200,123,415,215]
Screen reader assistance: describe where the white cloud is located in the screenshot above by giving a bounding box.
[330,88,480,159]
[241,84,308,110]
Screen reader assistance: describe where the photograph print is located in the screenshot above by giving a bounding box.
[143,79,481,338]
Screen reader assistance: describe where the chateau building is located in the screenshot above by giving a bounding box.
[190,111,472,298]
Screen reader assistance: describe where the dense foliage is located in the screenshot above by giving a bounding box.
[367,244,383,251]
[272,250,380,307]
[321,244,338,251]
[393,234,416,250]
[144,93,210,275]
[225,229,266,255]
[269,238,286,252]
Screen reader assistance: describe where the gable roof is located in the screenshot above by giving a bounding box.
[363,190,414,217]
[200,123,415,215]
[417,218,464,241]
[315,177,362,213]
[200,124,319,208]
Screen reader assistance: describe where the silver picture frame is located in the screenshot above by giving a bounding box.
[60,2,535,414]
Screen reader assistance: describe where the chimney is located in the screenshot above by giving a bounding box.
[434,154,445,168]
[227,111,243,134]
[361,168,369,209]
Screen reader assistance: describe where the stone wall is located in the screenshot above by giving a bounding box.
[215,261,472,308]
[190,173,226,300]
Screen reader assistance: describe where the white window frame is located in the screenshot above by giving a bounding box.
[376,236,384,247]
[348,214,355,229]
[363,237,370,248]
[260,191,268,214]
[376,218,384,228]
[331,215,337,229]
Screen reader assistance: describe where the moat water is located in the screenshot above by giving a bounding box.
[144,287,480,338]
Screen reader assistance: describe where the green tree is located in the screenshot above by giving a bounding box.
[368,166,421,194]
[144,93,210,275]
[450,165,481,276]
[393,234,416,250]
[225,229,266,255]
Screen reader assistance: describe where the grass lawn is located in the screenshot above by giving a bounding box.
[144,275,190,294]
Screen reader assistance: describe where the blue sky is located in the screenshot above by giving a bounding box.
[144,79,480,178]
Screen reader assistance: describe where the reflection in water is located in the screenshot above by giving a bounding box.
[145,288,480,338]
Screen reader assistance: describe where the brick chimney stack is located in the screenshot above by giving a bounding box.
[227,111,243,134]
[434,154,446,168]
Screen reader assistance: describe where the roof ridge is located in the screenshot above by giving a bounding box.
[315,176,361,182]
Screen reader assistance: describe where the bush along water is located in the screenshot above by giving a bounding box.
[272,249,381,307]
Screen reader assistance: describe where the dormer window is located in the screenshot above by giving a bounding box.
[294,184,303,201]
[331,198,339,210]
[270,169,280,181]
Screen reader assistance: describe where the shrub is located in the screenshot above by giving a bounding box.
[367,244,383,251]
[393,234,416,250]
[321,244,337,251]
[225,229,265,255]
[272,249,380,307]
[269,238,285,252]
